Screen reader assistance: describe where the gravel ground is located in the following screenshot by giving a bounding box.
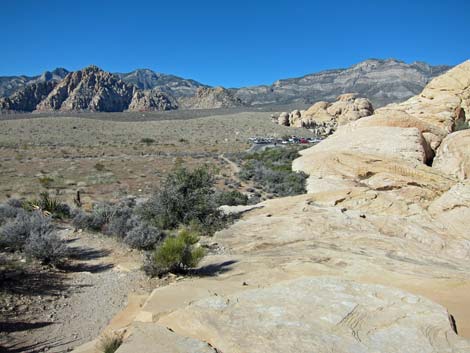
[0,229,160,353]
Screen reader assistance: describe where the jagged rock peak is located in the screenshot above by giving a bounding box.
[35,65,135,112]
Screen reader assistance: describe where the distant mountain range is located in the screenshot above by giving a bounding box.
[0,59,452,113]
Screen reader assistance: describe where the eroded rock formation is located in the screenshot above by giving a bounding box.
[277,93,374,135]
[35,66,135,112]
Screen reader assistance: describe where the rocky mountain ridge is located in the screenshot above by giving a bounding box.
[235,59,451,107]
[0,59,451,112]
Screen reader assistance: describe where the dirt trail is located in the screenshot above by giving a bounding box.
[1,229,159,353]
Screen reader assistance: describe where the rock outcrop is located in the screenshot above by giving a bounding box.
[0,81,57,113]
[433,130,470,180]
[72,60,470,353]
[277,93,374,135]
[128,89,178,111]
[179,86,245,109]
[35,66,135,112]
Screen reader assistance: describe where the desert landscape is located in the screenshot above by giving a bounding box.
[1,1,470,352]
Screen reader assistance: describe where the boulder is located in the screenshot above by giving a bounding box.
[433,130,470,180]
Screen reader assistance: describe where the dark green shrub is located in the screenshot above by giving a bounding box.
[141,137,155,145]
[239,147,308,197]
[144,226,205,276]
[139,165,222,230]
[214,190,248,206]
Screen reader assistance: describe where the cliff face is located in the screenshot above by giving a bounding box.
[0,81,57,113]
[235,59,451,107]
[35,66,135,112]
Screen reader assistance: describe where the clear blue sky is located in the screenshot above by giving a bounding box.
[1,0,469,87]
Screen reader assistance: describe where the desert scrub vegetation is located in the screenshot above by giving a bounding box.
[0,201,69,265]
[72,165,247,275]
[98,333,123,353]
[139,165,242,233]
[23,192,71,219]
[143,225,205,277]
[238,147,308,196]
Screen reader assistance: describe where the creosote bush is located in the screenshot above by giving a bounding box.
[144,226,205,277]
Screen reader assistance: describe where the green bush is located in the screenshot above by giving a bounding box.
[145,226,205,276]
[239,147,308,197]
[139,165,222,230]
[214,190,248,206]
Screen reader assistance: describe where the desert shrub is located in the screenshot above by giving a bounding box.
[0,203,24,226]
[144,226,205,276]
[239,147,308,197]
[0,212,34,250]
[24,231,68,265]
[94,163,105,171]
[105,201,136,238]
[124,222,163,250]
[214,190,248,206]
[98,333,123,353]
[0,213,67,265]
[71,209,93,230]
[23,192,71,219]
[38,176,54,188]
[139,166,222,230]
[141,137,155,145]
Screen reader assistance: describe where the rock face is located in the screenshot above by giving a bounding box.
[277,93,374,135]
[36,66,135,112]
[159,277,468,353]
[0,81,57,112]
[236,59,450,107]
[128,89,178,111]
[179,86,246,109]
[73,60,470,353]
[433,130,470,180]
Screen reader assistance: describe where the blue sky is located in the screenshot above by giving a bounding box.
[1,0,469,87]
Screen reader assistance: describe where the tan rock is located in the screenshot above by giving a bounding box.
[433,130,470,180]
[160,277,470,353]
